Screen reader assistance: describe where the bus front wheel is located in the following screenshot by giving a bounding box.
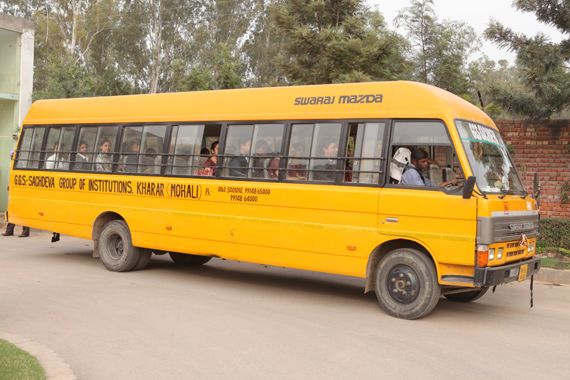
[98,220,145,272]
[373,248,440,320]
[169,252,211,266]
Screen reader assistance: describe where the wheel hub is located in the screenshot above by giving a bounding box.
[386,265,420,304]
[108,234,124,260]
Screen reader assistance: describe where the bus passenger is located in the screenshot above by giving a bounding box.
[251,140,271,178]
[141,148,160,174]
[287,143,307,179]
[229,139,251,177]
[96,138,113,172]
[201,141,219,176]
[123,140,140,172]
[268,156,280,179]
[45,143,68,170]
[312,139,338,181]
[75,141,90,170]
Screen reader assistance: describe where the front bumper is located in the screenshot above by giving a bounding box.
[474,257,541,287]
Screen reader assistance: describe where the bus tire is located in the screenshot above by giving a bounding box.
[98,220,142,272]
[169,252,211,266]
[445,287,488,302]
[133,249,152,271]
[373,248,440,320]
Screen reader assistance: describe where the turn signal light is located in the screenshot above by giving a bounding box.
[477,245,489,267]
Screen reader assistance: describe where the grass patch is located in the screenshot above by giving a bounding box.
[0,339,45,380]
[541,257,570,270]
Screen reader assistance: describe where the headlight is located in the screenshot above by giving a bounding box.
[488,248,495,260]
[497,248,503,259]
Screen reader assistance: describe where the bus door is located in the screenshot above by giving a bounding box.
[379,120,478,269]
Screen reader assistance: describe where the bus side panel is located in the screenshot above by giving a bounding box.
[378,188,478,282]
[9,173,382,278]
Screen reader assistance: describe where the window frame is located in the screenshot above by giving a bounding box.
[384,118,465,194]
[13,119,391,188]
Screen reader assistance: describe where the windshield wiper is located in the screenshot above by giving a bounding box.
[498,189,514,199]
[498,189,527,199]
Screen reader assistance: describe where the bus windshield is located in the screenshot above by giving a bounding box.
[456,120,525,195]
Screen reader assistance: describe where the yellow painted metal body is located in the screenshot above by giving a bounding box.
[7,81,538,286]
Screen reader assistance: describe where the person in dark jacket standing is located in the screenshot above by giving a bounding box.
[2,221,30,237]
[3,150,30,237]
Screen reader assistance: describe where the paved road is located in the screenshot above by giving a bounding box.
[1,233,569,380]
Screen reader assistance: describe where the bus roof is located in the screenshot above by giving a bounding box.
[23,81,495,127]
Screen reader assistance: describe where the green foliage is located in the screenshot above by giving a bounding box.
[0,339,45,380]
[7,0,564,112]
[272,0,409,84]
[540,257,570,270]
[539,218,570,250]
[34,55,96,99]
[484,0,570,119]
[395,0,479,96]
[243,1,287,87]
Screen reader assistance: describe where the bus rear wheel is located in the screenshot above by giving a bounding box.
[169,252,211,266]
[445,287,488,302]
[133,249,152,270]
[98,220,144,272]
[373,248,440,320]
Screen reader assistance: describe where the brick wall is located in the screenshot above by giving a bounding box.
[496,120,570,219]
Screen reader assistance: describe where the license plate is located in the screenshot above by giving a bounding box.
[518,264,528,282]
[509,267,519,278]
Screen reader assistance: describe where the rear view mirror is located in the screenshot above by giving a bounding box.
[533,173,540,200]
[463,176,476,199]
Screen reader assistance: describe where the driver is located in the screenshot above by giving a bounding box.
[401,147,459,187]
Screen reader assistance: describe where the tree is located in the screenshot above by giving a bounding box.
[396,0,479,96]
[272,0,409,85]
[242,0,287,87]
[467,57,526,118]
[485,0,570,119]
[1,0,132,98]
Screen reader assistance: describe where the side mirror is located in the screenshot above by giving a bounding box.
[463,176,476,199]
[533,173,540,199]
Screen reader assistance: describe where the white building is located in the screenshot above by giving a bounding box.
[0,15,34,212]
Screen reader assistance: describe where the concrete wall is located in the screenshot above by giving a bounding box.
[0,15,34,212]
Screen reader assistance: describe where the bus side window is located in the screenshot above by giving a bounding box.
[286,124,313,181]
[344,122,386,184]
[44,127,74,171]
[309,123,342,182]
[195,124,222,176]
[75,127,98,171]
[120,126,143,173]
[250,124,284,180]
[27,127,46,169]
[15,128,34,169]
[222,125,254,178]
[390,120,462,188]
[94,126,119,173]
[139,125,166,175]
[167,124,205,176]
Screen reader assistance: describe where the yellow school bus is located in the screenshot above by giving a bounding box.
[6,81,540,319]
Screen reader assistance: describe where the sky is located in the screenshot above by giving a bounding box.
[367,0,565,64]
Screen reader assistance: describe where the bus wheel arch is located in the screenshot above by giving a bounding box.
[92,212,125,258]
[92,212,151,271]
[364,239,438,294]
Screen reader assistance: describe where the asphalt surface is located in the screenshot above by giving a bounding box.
[1,232,569,380]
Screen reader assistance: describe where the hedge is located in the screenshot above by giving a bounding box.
[539,218,570,250]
